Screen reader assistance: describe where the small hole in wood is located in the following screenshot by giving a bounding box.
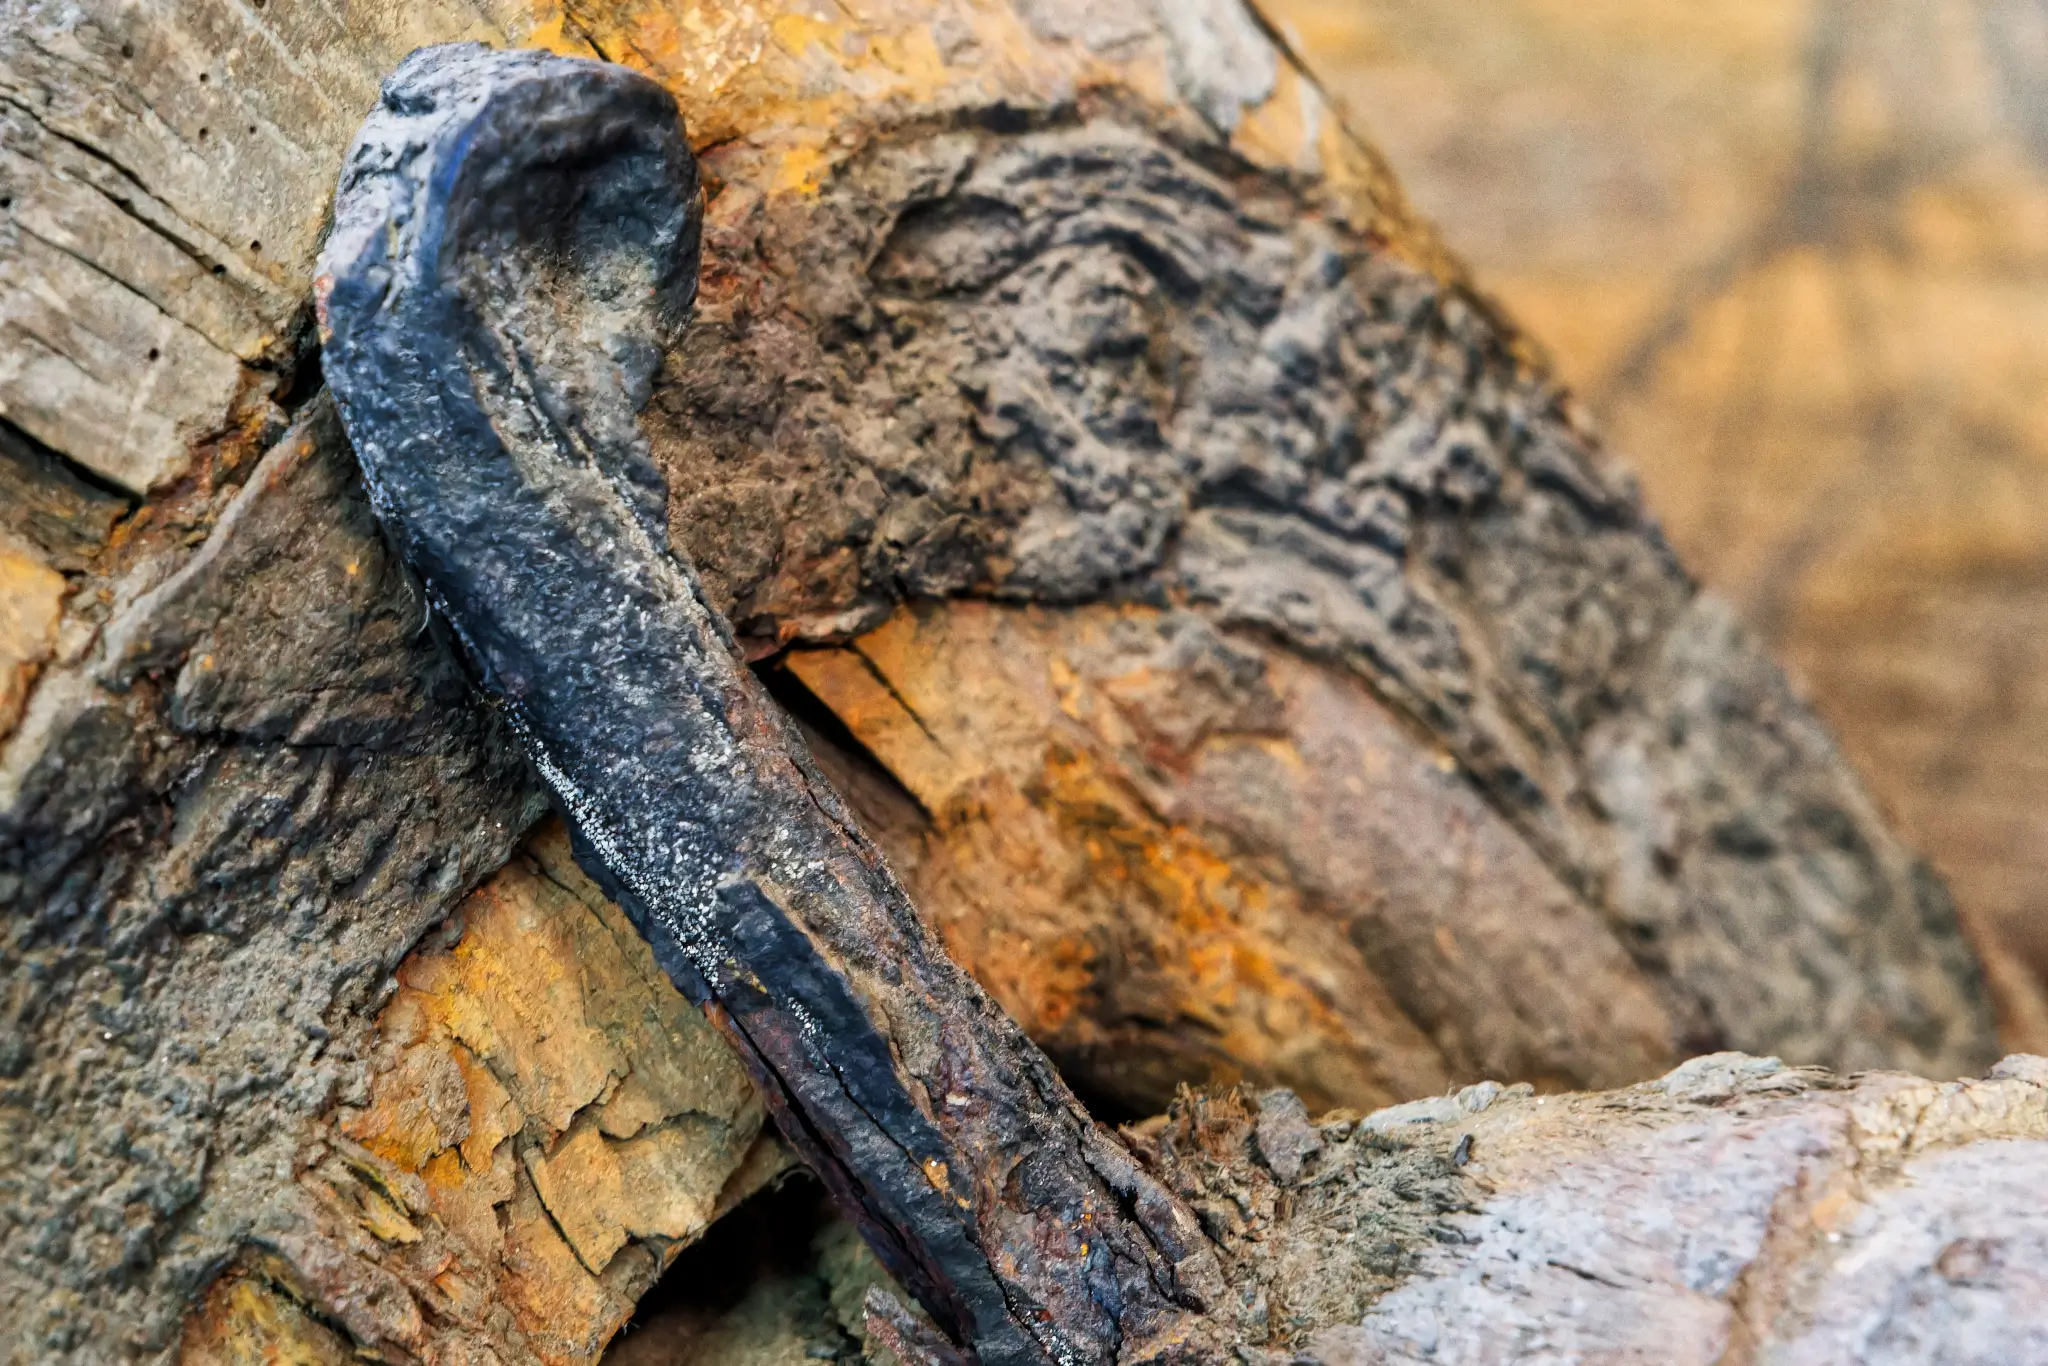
[211,264,225,276]
[120,42,134,58]
[147,348,160,361]
[198,128,209,140]
[249,240,261,253]
[198,72,209,83]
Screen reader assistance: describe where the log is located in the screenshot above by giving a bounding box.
[304,54,2048,1365]
[615,1053,2048,1366]
[0,2,2007,1362]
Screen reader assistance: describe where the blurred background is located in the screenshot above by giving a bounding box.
[1265,0,2048,1042]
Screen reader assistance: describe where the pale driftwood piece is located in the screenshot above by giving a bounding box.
[612,1055,2048,1366]
[1300,1054,2048,1364]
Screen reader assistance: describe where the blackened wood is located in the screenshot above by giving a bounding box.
[315,43,1218,1366]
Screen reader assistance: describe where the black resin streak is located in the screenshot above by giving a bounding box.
[316,44,1213,1366]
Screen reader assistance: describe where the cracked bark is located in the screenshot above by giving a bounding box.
[0,3,2021,1364]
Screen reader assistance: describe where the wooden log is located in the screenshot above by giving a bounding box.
[615,1053,2048,1366]
[0,2,2008,1362]
[1253,0,2048,1048]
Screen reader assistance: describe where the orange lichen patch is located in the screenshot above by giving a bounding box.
[923,780,1121,1045]
[788,603,1451,1112]
[1040,737,1435,1108]
[560,1,1012,159]
[393,868,618,1139]
[770,140,833,196]
[186,820,777,1365]
[340,1037,470,1175]
[546,0,1430,270]
[769,11,839,59]
[0,540,65,738]
[518,3,604,59]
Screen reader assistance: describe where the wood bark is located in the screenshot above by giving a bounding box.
[0,2,2012,1363]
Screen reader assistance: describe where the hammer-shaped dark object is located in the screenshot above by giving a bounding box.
[317,44,1219,1366]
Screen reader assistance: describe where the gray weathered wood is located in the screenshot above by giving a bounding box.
[614,1055,2048,1366]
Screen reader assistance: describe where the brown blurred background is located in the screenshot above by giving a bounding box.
[1266,0,2048,1038]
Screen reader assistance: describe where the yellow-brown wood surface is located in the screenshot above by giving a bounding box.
[783,601,1681,1115]
[179,821,783,1366]
[1,9,1458,1361]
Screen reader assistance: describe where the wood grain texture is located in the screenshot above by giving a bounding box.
[0,2,2010,1361]
[179,821,782,1366]
[782,602,1684,1114]
[316,46,1217,1366]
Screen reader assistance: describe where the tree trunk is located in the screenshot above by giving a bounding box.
[0,2,2014,1363]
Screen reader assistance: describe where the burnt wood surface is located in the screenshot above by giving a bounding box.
[317,45,1216,1366]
